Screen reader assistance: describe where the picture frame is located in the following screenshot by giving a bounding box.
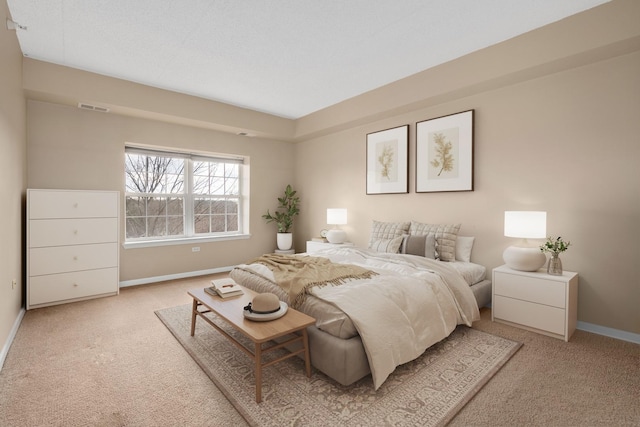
[416,110,474,193]
[366,124,409,195]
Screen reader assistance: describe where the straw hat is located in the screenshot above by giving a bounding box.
[243,293,288,321]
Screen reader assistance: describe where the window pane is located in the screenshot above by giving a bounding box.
[147,217,167,236]
[167,197,183,215]
[125,196,145,216]
[193,175,209,195]
[225,163,239,178]
[225,178,239,195]
[126,217,146,238]
[167,216,184,236]
[194,215,210,234]
[227,199,238,214]
[210,177,224,195]
[211,199,226,214]
[165,172,184,193]
[227,214,238,231]
[146,197,166,216]
[211,215,226,232]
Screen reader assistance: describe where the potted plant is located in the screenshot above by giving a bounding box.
[262,184,300,250]
[540,236,571,275]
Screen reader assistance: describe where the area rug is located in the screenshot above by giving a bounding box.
[156,304,521,427]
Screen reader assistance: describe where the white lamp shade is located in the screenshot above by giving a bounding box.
[504,211,546,238]
[327,208,347,225]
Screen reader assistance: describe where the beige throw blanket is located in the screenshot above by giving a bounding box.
[248,254,378,308]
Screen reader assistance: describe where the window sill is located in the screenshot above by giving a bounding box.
[122,233,251,249]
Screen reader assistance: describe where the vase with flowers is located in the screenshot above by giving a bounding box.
[540,236,571,275]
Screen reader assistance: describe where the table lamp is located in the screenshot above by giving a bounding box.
[503,211,547,271]
[326,208,347,244]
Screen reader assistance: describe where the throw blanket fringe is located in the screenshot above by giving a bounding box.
[247,254,378,308]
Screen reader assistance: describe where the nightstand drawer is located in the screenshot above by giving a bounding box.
[493,295,565,335]
[494,271,565,308]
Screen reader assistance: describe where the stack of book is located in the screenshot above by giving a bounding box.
[204,278,244,298]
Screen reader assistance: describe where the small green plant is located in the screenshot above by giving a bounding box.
[262,184,300,233]
[540,236,571,255]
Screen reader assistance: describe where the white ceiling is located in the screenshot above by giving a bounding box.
[7,0,609,119]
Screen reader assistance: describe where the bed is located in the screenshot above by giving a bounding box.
[230,221,491,388]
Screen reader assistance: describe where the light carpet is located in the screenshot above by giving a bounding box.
[156,304,521,427]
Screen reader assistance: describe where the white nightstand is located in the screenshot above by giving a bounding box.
[492,265,578,341]
[306,241,354,254]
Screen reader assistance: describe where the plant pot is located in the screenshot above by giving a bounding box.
[276,233,293,250]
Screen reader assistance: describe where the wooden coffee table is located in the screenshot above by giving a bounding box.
[188,286,315,403]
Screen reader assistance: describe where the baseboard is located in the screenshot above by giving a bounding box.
[0,308,26,372]
[119,266,234,288]
[577,321,640,344]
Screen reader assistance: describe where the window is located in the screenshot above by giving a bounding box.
[124,146,244,243]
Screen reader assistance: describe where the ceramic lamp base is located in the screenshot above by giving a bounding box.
[326,229,347,244]
[503,246,546,271]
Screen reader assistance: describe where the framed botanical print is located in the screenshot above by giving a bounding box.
[366,124,409,194]
[416,110,474,193]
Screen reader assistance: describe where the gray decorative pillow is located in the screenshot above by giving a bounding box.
[368,220,410,249]
[369,236,404,253]
[401,234,436,259]
[409,221,461,262]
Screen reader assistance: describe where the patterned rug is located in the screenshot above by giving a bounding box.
[156,304,521,427]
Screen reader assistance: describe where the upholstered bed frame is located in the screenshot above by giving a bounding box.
[232,220,491,386]
[230,266,491,386]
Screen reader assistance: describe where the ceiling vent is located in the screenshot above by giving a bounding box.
[78,103,110,113]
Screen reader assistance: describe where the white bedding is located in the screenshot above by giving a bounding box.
[237,247,480,389]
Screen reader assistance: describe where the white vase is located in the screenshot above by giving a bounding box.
[276,233,293,250]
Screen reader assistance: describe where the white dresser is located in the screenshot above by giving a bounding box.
[27,189,120,309]
[492,265,578,341]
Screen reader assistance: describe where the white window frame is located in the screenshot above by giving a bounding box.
[123,145,250,249]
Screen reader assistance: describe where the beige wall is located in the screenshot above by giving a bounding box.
[294,50,640,335]
[290,1,640,334]
[26,101,294,281]
[7,0,638,344]
[0,0,27,358]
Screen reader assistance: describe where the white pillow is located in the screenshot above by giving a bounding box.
[369,236,404,253]
[455,236,475,262]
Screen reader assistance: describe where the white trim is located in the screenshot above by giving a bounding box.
[577,321,640,344]
[119,266,234,287]
[0,308,26,372]
[122,233,250,249]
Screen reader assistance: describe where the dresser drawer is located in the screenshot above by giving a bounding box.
[30,218,118,247]
[493,295,565,335]
[29,268,118,306]
[29,190,118,219]
[494,271,565,308]
[29,243,118,276]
